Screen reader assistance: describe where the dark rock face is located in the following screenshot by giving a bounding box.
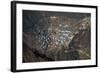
[22,10,91,63]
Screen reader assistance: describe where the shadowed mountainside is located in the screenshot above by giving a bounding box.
[22,10,91,63]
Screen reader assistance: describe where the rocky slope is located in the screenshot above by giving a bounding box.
[23,10,91,62]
